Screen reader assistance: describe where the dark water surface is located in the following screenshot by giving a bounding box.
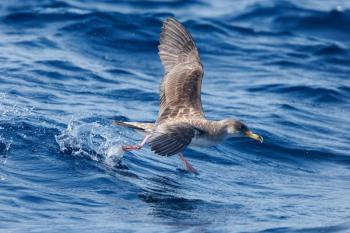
[1,0,350,232]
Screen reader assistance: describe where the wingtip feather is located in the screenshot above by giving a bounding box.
[158,17,199,74]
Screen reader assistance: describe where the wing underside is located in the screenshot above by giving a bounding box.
[148,123,196,156]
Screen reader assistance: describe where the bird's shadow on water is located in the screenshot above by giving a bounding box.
[136,171,246,231]
[138,174,212,228]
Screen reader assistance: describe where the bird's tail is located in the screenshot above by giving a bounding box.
[112,121,155,133]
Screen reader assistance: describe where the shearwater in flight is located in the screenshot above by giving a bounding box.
[114,18,263,174]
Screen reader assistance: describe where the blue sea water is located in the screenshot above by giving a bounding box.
[1,0,350,232]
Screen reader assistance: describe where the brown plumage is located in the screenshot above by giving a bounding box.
[113,18,263,173]
[112,121,154,133]
[157,18,204,124]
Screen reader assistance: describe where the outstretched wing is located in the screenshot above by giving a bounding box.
[157,18,204,124]
[148,123,198,156]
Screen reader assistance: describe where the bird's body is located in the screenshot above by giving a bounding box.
[114,18,263,173]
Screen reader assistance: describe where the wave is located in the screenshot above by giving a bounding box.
[257,222,350,233]
[247,83,349,103]
[233,1,350,39]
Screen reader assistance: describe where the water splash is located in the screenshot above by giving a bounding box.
[55,118,127,166]
[0,135,12,165]
[0,92,32,164]
[0,92,35,121]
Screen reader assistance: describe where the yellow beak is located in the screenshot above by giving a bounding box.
[245,131,263,143]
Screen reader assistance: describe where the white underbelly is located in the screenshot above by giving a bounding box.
[189,136,219,148]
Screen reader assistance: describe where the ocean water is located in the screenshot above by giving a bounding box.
[1,0,350,232]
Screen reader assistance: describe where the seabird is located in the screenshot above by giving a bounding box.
[113,18,263,174]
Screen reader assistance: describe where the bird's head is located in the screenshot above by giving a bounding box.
[221,119,263,143]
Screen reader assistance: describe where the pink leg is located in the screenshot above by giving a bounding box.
[178,153,198,174]
[122,135,150,152]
